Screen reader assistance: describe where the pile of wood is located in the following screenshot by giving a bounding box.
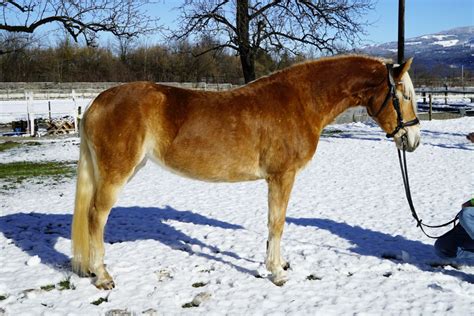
[46,117,75,135]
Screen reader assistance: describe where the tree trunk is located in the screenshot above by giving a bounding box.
[239,50,256,83]
[236,0,256,83]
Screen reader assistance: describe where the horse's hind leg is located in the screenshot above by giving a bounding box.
[89,180,122,289]
[88,152,147,289]
[265,171,296,286]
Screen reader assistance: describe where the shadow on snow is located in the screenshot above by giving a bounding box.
[2,206,473,282]
[287,216,474,283]
[0,206,258,275]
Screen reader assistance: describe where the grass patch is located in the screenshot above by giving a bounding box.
[40,284,56,292]
[0,141,42,152]
[91,297,108,306]
[38,278,76,292]
[306,274,322,281]
[57,278,75,290]
[182,302,196,308]
[0,161,76,190]
[0,141,22,152]
[192,282,207,288]
[1,183,17,191]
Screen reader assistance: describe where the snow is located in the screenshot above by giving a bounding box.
[432,39,460,47]
[26,256,41,267]
[1,116,474,314]
[406,41,422,45]
[421,34,454,41]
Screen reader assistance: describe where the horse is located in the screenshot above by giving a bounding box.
[71,55,421,289]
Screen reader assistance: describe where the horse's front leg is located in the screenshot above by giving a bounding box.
[265,171,296,286]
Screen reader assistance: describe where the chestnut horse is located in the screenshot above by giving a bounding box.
[72,55,420,289]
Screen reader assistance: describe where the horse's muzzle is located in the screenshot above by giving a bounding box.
[394,125,421,152]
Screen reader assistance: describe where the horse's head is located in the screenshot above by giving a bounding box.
[368,58,420,152]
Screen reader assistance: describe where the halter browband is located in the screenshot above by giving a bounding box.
[371,64,420,138]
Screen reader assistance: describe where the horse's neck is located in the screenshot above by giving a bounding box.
[296,60,385,132]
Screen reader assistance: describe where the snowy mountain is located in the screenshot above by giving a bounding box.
[362,26,474,73]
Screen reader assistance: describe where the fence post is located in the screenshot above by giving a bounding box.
[26,92,30,135]
[77,106,82,135]
[48,101,52,121]
[72,89,78,133]
[27,92,35,136]
[429,93,432,121]
[422,91,426,104]
[444,84,448,105]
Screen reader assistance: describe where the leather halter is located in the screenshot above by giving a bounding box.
[369,64,420,138]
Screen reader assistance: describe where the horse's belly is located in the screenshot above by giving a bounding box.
[158,145,264,182]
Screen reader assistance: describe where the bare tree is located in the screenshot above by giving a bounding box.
[174,0,374,83]
[0,31,33,54]
[115,35,136,62]
[0,0,158,51]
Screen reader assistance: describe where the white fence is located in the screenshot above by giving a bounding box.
[0,92,89,136]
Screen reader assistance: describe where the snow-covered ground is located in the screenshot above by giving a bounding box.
[1,117,473,315]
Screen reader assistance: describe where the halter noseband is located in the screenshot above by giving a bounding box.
[369,64,420,138]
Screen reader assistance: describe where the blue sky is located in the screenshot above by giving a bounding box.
[150,0,473,45]
[364,0,473,44]
[3,0,473,46]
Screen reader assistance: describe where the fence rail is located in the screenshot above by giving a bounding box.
[0,82,239,100]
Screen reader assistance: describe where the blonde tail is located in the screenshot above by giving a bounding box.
[71,125,95,276]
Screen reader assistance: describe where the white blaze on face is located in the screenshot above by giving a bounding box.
[401,73,418,114]
[393,73,421,152]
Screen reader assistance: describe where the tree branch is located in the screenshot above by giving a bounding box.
[0,0,159,45]
[249,0,281,19]
[191,42,239,57]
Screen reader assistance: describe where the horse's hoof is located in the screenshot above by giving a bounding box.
[95,279,115,290]
[271,272,288,286]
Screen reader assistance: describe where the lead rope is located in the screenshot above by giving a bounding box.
[398,135,460,239]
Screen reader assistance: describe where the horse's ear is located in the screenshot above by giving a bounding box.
[393,57,413,80]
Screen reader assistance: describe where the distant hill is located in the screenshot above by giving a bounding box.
[361,26,474,76]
